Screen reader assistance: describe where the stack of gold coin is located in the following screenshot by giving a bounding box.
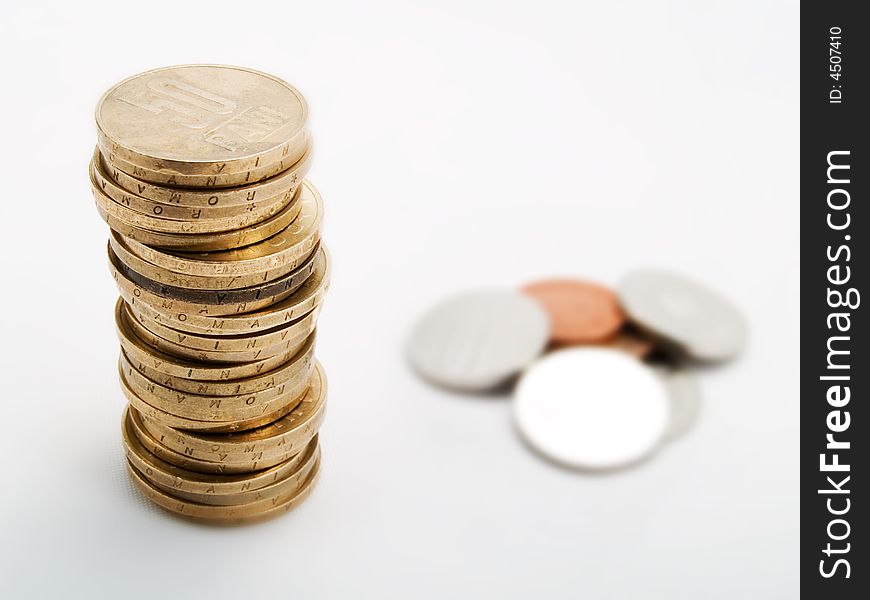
[90,65,329,523]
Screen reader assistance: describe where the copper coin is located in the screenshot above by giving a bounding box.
[521,279,625,345]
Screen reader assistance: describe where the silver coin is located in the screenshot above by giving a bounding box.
[406,290,550,391]
[513,348,669,470]
[618,269,748,362]
[655,367,702,442]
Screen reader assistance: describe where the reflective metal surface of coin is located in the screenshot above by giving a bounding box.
[119,350,312,422]
[406,290,549,391]
[513,348,669,470]
[128,407,291,474]
[91,149,299,228]
[99,145,310,208]
[125,301,318,353]
[122,405,317,494]
[118,249,330,335]
[114,299,301,381]
[102,143,308,188]
[146,442,320,506]
[657,367,702,442]
[122,332,315,396]
[619,269,748,362]
[138,361,326,461]
[109,230,311,291]
[95,184,303,251]
[122,364,315,434]
[126,452,320,523]
[96,65,308,178]
[109,242,317,306]
[521,279,625,345]
[93,66,329,522]
[122,307,309,362]
[124,180,323,276]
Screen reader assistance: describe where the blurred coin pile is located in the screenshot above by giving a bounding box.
[91,66,328,523]
[407,270,747,471]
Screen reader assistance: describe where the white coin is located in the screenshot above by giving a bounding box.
[406,290,550,391]
[656,367,702,442]
[514,348,669,470]
[618,269,748,362]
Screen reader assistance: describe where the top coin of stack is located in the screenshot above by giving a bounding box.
[91,65,329,523]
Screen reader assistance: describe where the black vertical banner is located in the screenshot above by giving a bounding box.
[802,3,867,597]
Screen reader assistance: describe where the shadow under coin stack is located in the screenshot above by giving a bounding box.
[90,66,329,523]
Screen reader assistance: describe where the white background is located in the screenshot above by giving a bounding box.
[0,1,799,598]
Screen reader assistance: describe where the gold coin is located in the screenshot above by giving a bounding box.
[109,242,317,307]
[95,65,308,179]
[122,305,309,363]
[125,383,298,434]
[126,452,320,523]
[114,248,330,335]
[128,414,275,474]
[95,184,303,251]
[114,273,324,337]
[144,441,320,506]
[109,230,310,291]
[137,361,326,461]
[120,361,323,433]
[110,257,303,317]
[123,180,323,276]
[128,405,311,473]
[91,150,298,229]
[123,333,315,396]
[141,413,317,469]
[101,142,308,188]
[136,410,316,472]
[114,301,301,381]
[98,145,310,208]
[119,351,313,422]
[122,405,316,494]
[125,300,319,353]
